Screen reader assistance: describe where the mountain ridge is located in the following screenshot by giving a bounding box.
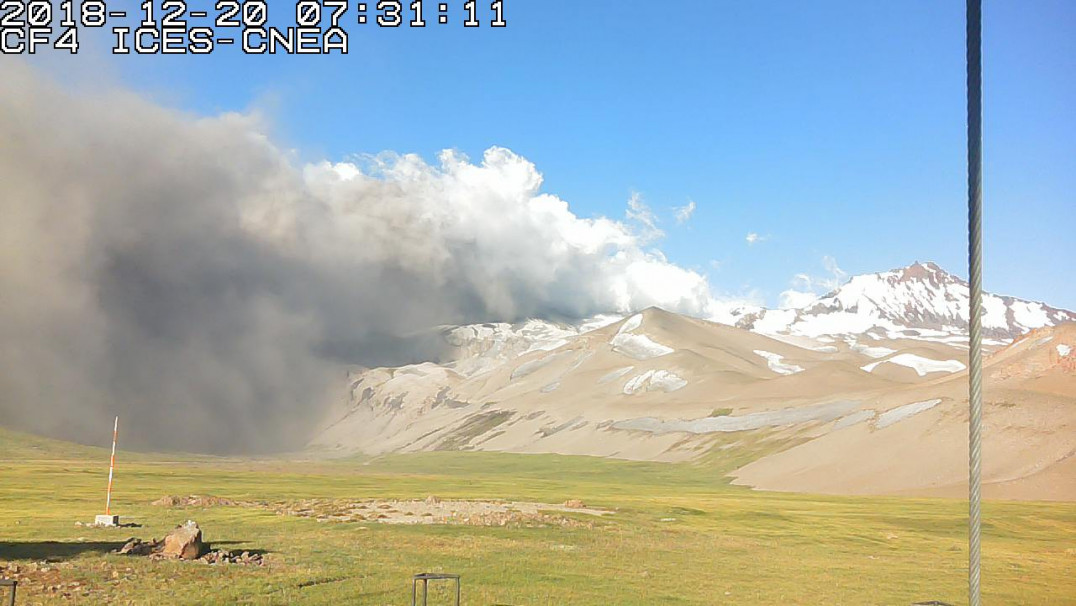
[725,261,1075,341]
[435,262,1075,363]
[309,262,1076,500]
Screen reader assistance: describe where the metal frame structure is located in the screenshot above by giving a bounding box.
[411,572,460,606]
[0,578,16,606]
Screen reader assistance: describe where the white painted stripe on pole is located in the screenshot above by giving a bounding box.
[106,416,118,515]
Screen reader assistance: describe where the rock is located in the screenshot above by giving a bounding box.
[161,520,206,560]
[199,548,263,566]
[201,550,228,565]
[563,499,586,508]
[117,537,161,556]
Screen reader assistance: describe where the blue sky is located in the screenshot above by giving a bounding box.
[53,0,1076,310]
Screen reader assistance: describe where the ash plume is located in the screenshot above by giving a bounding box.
[0,63,723,453]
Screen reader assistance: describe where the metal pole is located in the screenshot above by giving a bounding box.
[966,1,984,604]
[1,579,16,606]
[105,416,118,515]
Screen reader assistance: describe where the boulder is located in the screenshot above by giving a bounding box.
[161,520,206,560]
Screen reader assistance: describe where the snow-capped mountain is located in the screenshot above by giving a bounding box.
[436,315,622,377]
[729,262,1075,340]
[429,263,1073,367]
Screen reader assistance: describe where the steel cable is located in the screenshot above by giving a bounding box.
[966,1,984,604]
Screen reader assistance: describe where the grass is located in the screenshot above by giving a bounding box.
[0,430,1074,605]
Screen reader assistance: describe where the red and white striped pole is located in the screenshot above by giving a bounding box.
[105,416,118,515]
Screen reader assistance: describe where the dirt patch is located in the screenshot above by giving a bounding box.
[269,497,609,527]
[152,495,237,507]
[151,494,611,528]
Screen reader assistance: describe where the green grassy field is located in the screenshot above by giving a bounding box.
[0,428,1073,605]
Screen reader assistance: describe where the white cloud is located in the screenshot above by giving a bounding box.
[779,289,820,310]
[625,192,663,243]
[778,256,848,309]
[820,255,847,290]
[674,200,696,225]
[746,232,768,245]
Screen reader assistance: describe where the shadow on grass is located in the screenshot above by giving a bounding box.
[208,540,269,552]
[0,541,272,561]
[207,542,271,556]
[0,541,125,561]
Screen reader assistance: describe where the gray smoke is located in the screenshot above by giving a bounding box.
[0,63,725,453]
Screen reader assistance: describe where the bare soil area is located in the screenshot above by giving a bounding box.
[153,495,612,527]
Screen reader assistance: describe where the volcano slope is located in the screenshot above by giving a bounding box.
[311,308,1076,501]
[730,322,1076,500]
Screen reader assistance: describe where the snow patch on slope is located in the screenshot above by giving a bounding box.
[1058,344,1073,358]
[617,314,643,335]
[1011,301,1049,330]
[875,399,942,429]
[861,354,965,377]
[622,370,688,395]
[752,350,804,375]
[445,318,591,377]
[612,333,674,360]
[833,410,876,429]
[610,314,674,360]
[614,401,860,434]
[510,350,574,380]
[851,343,897,358]
[598,366,635,384]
